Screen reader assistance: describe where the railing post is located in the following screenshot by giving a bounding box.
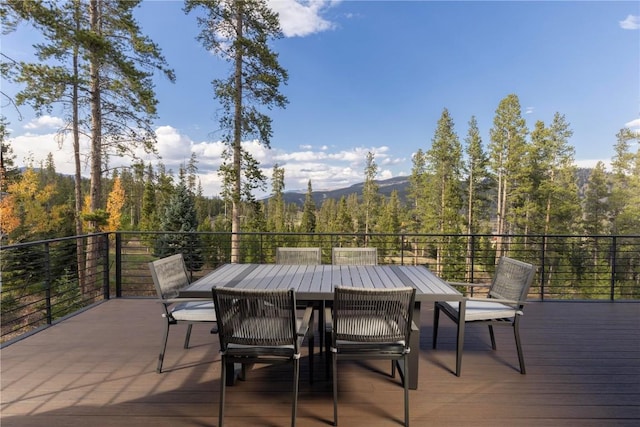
[44,242,52,325]
[470,234,475,284]
[540,235,546,301]
[115,232,122,298]
[610,235,616,301]
[102,234,110,300]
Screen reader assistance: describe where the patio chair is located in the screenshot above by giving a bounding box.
[276,247,322,361]
[276,247,322,265]
[331,247,378,265]
[149,253,216,373]
[326,247,379,361]
[211,288,313,427]
[329,286,416,427]
[432,256,537,375]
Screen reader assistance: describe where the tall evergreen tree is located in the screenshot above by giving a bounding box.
[425,108,464,275]
[408,148,429,233]
[362,152,380,241]
[462,115,490,278]
[316,198,337,234]
[154,181,204,271]
[374,190,402,257]
[582,162,610,236]
[185,0,288,263]
[267,164,286,232]
[542,113,579,234]
[609,128,640,234]
[488,94,528,256]
[139,164,158,232]
[299,180,317,233]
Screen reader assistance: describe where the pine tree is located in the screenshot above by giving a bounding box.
[425,108,464,275]
[463,115,491,278]
[408,148,429,233]
[154,182,204,271]
[374,190,402,257]
[140,164,158,232]
[267,164,286,233]
[582,162,610,236]
[185,0,288,263]
[362,152,380,241]
[610,128,640,234]
[542,113,580,234]
[488,94,528,256]
[300,180,317,233]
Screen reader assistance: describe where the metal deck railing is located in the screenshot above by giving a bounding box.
[2,231,639,344]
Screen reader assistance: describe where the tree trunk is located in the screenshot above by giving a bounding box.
[465,169,474,282]
[230,5,243,264]
[72,2,86,294]
[86,0,102,285]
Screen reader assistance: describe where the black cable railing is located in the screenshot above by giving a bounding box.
[1,231,639,345]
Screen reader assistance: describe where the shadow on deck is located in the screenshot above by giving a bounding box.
[1,299,639,426]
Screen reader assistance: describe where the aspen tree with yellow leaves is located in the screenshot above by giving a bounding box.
[106,177,125,233]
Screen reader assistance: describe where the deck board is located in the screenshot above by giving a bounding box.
[2,299,639,426]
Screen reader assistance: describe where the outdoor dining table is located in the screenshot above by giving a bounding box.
[181,263,465,390]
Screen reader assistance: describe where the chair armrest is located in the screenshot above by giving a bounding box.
[466,297,527,306]
[325,306,333,332]
[448,281,490,288]
[161,297,211,304]
[297,305,314,336]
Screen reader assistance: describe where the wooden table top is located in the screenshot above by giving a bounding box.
[181,264,463,302]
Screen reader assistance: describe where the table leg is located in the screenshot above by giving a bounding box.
[396,301,421,390]
[225,362,237,385]
[319,300,325,355]
[455,300,466,377]
[408,301,421,390]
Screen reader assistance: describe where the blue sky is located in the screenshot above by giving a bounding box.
[3,1,639,198]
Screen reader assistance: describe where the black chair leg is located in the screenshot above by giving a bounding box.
[332,352,338,426]
[488,324,496,350]
[403,354,410,427]
[184,323,193,349]
[513,319,526,374]
[157,321,170,373]
[219,356,227,427]
[292,358,300,427]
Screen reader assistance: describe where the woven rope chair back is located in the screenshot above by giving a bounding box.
[213,288,298,349]
[149,253,189,300]
[276,247,322,265]
[489,257,537,303]
[333,286,415,344]
[332,248,378,265]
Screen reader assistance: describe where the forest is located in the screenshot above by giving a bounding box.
[1,1,639,260]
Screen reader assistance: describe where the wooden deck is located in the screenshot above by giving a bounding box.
[2,299,639,426]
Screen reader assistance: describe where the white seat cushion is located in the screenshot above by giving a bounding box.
[443,300,521,321]
[171,300,216,322]
[335,316,402,338]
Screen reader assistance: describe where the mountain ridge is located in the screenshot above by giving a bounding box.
[274,169,594,207]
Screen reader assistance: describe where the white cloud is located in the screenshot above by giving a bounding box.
[24,115,65,130]
[525,107,534,115]
[9,131,86,176]
[8,123,407,200]
[154,125,194,163]
[575,159,611,171]
[619,15,640,30]
[625,118,640,129]
[269,0,340,37]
